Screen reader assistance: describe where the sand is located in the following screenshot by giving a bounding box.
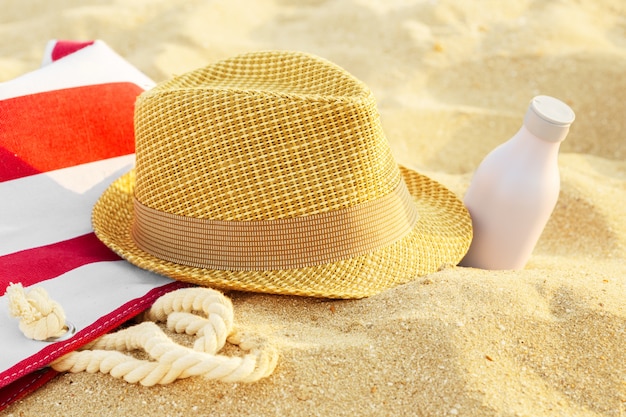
[2,0,625,416]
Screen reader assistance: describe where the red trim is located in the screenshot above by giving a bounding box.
[0,368,58,412]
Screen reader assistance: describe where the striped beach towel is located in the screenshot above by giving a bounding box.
[0,40,184,410]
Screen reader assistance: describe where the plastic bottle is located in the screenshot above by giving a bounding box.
[459,95,575,270]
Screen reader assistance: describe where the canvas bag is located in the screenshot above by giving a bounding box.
[0,40,185,410]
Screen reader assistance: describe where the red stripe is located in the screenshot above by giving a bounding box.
[51,40,95,62]
[0,82,141,182]
[0,233,120,295]
[0,147,40,179]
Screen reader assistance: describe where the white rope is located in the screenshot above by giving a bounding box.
[51,287,278,385]
[6,282,67,341]
[145,288,234,354]
[5,283,278,385]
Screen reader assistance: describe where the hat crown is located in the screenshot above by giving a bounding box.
[133,51,401,221]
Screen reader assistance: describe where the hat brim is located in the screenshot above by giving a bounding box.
[92,166,472,299]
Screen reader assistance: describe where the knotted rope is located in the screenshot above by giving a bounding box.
[6,284,278,385]
[6,282,67,341]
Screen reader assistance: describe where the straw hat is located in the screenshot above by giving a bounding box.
[92,50,472,299]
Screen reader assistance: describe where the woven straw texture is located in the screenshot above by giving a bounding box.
[134,51,398,221]
[92,50,472,299]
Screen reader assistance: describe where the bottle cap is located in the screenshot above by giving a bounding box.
[523,95,576,142]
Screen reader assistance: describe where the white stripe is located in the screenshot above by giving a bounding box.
[39,39,58,67]
[0,260,173,374]
[0,40,155,100]
[0,155,134,256]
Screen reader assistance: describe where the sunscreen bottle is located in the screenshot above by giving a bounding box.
[460,95,575,270]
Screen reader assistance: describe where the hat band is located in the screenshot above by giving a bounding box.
[131,180,419,271]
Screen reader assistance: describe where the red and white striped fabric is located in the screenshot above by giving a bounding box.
[0,40,186,410]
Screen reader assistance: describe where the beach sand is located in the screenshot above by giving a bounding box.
[1,0,625,416]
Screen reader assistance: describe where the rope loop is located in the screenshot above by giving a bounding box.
[45,287,277,385]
